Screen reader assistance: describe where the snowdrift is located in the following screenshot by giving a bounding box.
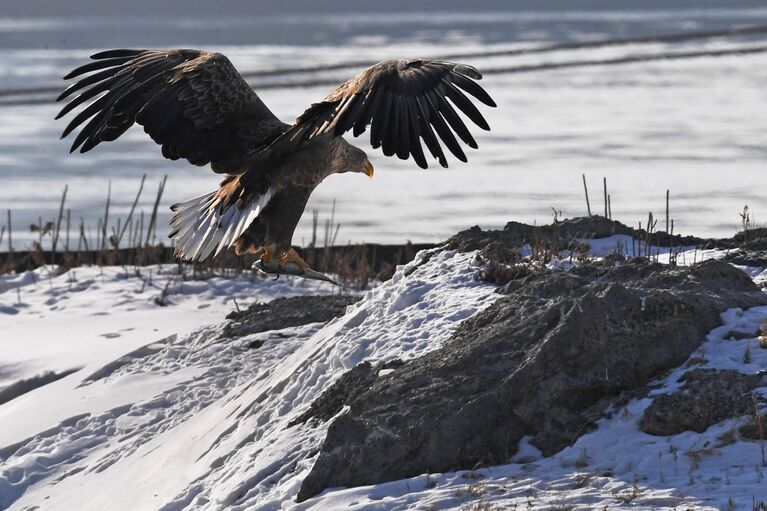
[1,219,767,510]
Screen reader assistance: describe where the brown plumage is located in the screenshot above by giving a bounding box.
[57,49,496,268]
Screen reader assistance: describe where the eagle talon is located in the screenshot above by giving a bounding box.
[258,245,275,265]
[278,248,310,273]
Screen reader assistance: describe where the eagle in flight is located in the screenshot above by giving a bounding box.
[57,49,496,272]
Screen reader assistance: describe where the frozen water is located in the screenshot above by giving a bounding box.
[1,8,766,249]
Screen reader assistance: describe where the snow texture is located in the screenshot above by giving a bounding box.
[1,249,500,510]
[1,243,766,510]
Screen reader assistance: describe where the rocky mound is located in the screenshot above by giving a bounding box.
[446,216,705,258]
[640,368,764,436]
[296,257,767,501]
[447,216,767,273]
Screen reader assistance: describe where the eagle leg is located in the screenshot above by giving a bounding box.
[278,248,310,273]
[257,244,275,264]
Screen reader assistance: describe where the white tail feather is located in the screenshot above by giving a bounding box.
[169,188,274,262]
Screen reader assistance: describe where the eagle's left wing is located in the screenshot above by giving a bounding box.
[57,49,288,174]
[286,59,496,169]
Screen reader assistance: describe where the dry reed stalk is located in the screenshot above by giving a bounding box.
[65,209,71,255]
[51,185,68,259]
[646,212,656,260]
[117,174,145,246]
[5,209,11,253]
[138,211,144,247]
[145,175,166,246]
[669,219,675,266]
[100,182,111,258]
[582,174,592,216]
[79,217,89,253]
[111,218,121,249]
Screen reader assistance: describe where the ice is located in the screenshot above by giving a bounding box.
[2,10,767,248]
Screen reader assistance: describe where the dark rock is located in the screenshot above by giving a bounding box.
[640,369,764,436]
[297,258,767,501]
[724,249,767,269]
[288,360,404,428]
[221,295,360,339]
[717,228,767,250]
[446,217,706,263]
[727,330,761,341]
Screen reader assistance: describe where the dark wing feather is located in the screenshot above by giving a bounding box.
[57,49,289,174]
[287,59,496,169]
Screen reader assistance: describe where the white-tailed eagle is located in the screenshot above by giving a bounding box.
[57,49,496,272]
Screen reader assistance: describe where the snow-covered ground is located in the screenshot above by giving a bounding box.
[1,241,766,510]
[0,250,498,510]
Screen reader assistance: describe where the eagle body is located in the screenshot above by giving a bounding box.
[57,49,496,269]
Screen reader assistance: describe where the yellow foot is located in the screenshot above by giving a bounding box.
[278,248,310,273]
[259,244,275,264]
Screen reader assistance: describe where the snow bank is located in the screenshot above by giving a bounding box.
[1,249,499,510]
[0,241,765,510]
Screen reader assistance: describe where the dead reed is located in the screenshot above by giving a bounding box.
[0,176,434,289]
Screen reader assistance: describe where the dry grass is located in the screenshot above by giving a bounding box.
[753,395,766,467]
[611,473,641,504]
[0,177,435,290]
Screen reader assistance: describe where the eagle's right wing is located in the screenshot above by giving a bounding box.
[285,59,496,169]
[57,49,288,174]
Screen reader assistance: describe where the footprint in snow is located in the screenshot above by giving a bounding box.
[101,332,121,339]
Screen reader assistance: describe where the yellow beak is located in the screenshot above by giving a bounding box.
[363,160,374,179]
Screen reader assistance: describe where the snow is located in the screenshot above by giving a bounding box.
[1,242,765,510]
[0,264,339,454]
[0,249,501,510]
[0,264,337,385]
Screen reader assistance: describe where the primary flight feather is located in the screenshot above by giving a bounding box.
[57,49,496,271]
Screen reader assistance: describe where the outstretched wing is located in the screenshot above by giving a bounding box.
[57,49,289,174]
[287,59,496,169]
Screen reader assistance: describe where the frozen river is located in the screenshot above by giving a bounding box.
[1,8,766,248]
